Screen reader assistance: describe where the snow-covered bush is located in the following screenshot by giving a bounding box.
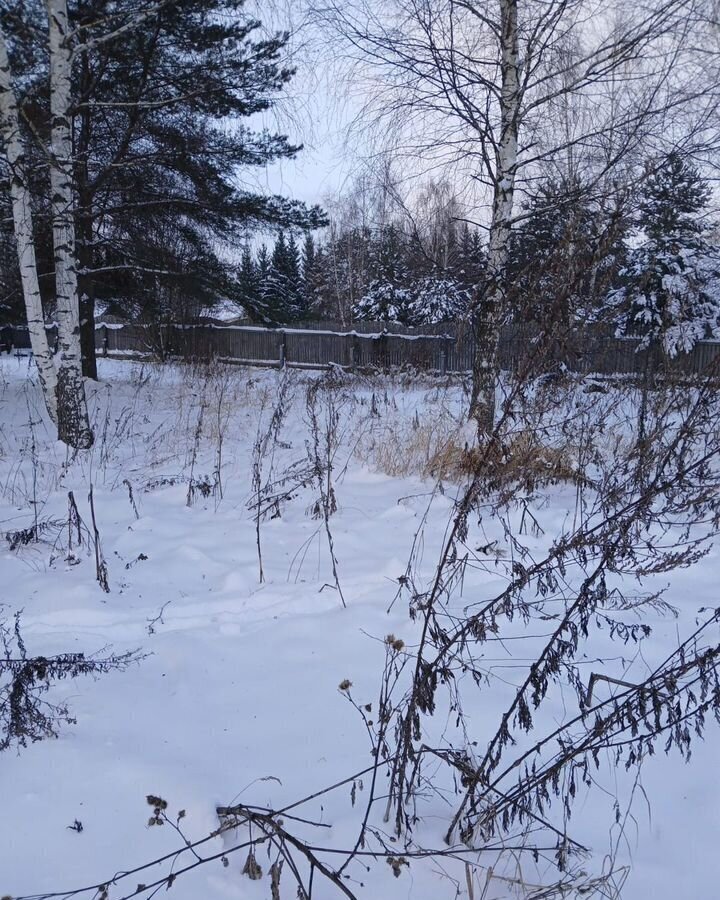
[406,276,471,325]
[612,245,720,355]
[353,280,415,324]
[354,275,470,325]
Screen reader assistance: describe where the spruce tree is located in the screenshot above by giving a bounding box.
[612,153,720,353]
[453,223,485,291]
[261,231,303,322]
[355,224,414,322]
[407,274,470,325]
[238,248,262,321]
[257,245,271,281]
[301,234,317,317]
[508,176,625,324]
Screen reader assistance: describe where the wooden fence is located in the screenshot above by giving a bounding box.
[8,321,720,377]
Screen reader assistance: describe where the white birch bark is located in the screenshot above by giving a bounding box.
[47,0,93,448]
[469,0,521,437]
[0,27,59,424]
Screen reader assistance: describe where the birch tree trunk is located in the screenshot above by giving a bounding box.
[469,0,520,438]
[47,0,94,448]
[76,47,98,380]
[0,27,59,425]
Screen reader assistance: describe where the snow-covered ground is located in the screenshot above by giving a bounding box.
[0,356,718,900]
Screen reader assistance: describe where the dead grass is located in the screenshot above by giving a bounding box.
[358,407,470,480]
[472,430,587,490]
[359,414,585,489]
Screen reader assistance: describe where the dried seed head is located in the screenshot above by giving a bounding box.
[338,679,352,691]
[242,851,263,880]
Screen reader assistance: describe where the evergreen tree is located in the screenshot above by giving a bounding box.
[354,224,413,323]
[300,234,318,317]
[308,242,340,319]
[260,231,303,322]
[407,275,471,325]
[509,176,626,324]
[453,223,485,290]
[257,244,271,281]
[404,227,472,324]
[611,154,720,354]
[237,247,262,320]
[286,233,301,290]
[2,0,325,375]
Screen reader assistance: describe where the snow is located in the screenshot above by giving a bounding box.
[0,356,719,900]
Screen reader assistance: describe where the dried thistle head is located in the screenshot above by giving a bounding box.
[338,679,352,691]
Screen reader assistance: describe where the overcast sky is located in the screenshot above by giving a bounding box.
[246,0,358,212]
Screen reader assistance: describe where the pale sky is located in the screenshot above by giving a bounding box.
[246,0,357,214]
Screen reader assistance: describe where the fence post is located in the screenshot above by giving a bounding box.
[279,329,287,369]
[439,339,448,375]
[102,324,109,357]
[378,328,388,370]
[351,332,360,369]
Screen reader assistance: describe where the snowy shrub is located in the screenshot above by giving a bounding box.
[353,280,415,324]
[406,276,471,325]
[354,275,471,326]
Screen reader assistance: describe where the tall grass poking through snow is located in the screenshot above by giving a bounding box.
[355,374,617,490]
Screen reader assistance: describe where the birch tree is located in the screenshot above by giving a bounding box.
[47,0,93,449]
[0,24,58,424]
[0,2,93,448]
[318,0,713,435]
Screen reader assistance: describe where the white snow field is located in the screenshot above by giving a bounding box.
[0,355,718,900]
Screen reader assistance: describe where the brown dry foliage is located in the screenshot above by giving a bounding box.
[360,415,584,490]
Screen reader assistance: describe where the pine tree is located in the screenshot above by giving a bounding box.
[612,154,720,354]
[2,0,326,376]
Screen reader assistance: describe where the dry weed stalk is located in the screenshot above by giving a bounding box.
[377,360,720,885]
[305,372,349,607]
[59,488,110,592]
[0,612,139,752]
[249,374,294,582]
